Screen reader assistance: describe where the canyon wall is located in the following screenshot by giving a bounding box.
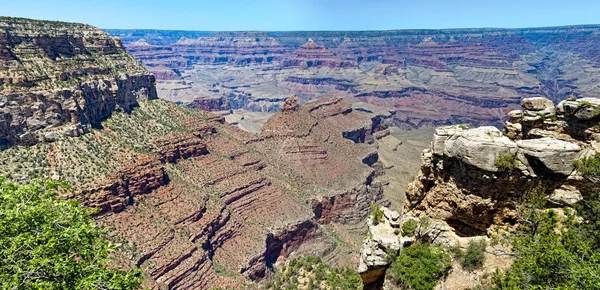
[405,96,600,236]
[0,17,156,148]
[108,25,600,129]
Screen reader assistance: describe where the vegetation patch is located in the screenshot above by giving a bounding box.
[491,185,600,289]
[370,204,384,225]
[388,243,451,290]
[402,219,419,237]
[267,256,362,290]
[451,239,487,271]
[574,153,600,182]
[0,178,141,289]
[494,152,518,171]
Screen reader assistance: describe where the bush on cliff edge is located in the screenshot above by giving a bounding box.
[388,242,451,290]
[491,187,600,289]
[0,177,141,289]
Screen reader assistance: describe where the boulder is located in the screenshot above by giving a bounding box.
[563,98,600,120]
[549,185,583,205]
[444,126,517,172]
[521,97,554,111]
[432,125,468,156]
[517,138,581,175]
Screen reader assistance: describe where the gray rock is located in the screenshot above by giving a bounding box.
[517,138,581,175]
[508,110,523,123]
[521,97,554,111]
[563,98,600,120]
[43,132,62,142]
[549,185,583,205]
[432,125,468,156]
[444,126,517,172]
[359,207,402,288]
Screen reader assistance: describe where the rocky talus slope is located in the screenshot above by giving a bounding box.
[0,17,154,148]
[406,96,600,237]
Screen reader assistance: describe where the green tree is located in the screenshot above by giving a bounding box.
[370,204,384,225]
[458,239,487,271]
[0,177,141,289]
[388,243,451,290]
[491,188,600,289]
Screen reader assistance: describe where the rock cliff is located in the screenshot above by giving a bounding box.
[109,25,600,130]
[406,96,600,235]
[0,17,156,148]
[358,207,402,289]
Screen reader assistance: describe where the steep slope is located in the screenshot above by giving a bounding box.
[0,17,154,148]
[0,17,406,289]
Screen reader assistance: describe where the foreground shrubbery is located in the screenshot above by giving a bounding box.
[388,243,451,290]
[451,239,487,272]
[491,188,600,289]
[494,152,518,171]
[267,256,362,290]
[0,177,141,289]
[574,153,600,181]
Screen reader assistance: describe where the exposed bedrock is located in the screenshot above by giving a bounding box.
[311,170,388,225]
[358,207,403,290]
[407,96,600,235]
[79,156,169,214]
[0,73,157,147]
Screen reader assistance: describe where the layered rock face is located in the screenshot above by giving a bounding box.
[0,17,408,289]
[1,92,395,289]
[109,25,600,130]
[0,17,156,148]
[406,96,600,235]
[282,38,355,68]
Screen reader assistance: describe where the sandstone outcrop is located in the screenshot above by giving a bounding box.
[406,96,600,235]
[358,207,402,289]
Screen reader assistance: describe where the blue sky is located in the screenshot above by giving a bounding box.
[2,0,599,31]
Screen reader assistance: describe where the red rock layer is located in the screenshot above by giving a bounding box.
[154,132,209,163]
[283,39,355,68]
[80,156,169,214]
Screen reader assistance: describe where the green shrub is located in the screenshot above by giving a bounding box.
[0,178,141,289]
[494,152,517,171]
[579,100,594,107]
[566,97,577,102]
[370,204,384,225]
[574,153,600,181]
[459,239,487,271]
[389,243,451,290]
[268,256,362,290]
[402,219,419,237]
[491,189,600,289]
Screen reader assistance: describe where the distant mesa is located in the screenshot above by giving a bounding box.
[283,38,355,68]
[417,36,438,47]
[129,38,152,47]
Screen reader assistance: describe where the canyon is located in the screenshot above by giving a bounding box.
[4,15,600,290]
[109,25,600,130]
[0,17,422,289]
